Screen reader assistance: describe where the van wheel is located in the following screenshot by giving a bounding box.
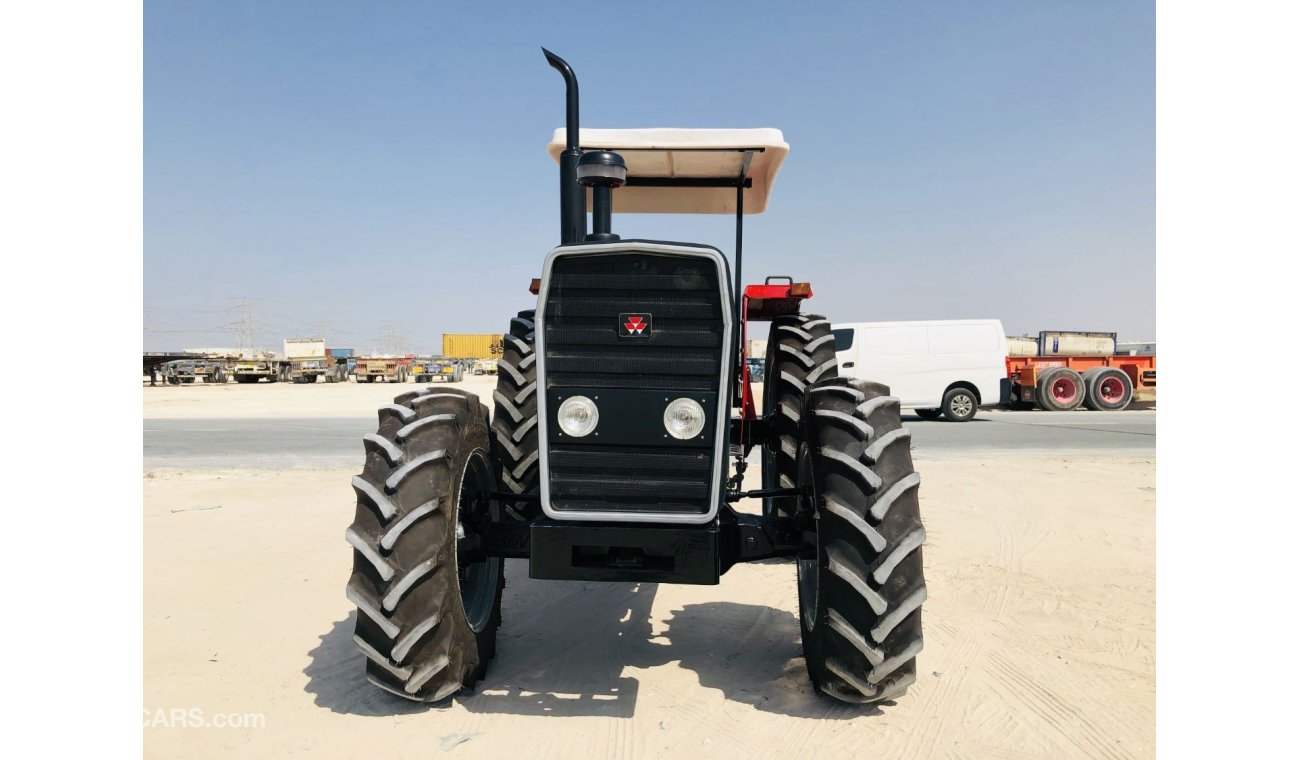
[914,409,941,421]
[940,387,978,422]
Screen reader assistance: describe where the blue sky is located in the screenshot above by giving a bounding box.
[145,0,1154,353]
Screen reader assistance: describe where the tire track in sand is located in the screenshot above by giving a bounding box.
[984,649,1137,760]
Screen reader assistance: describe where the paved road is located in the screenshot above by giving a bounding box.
[143,409,1154,469]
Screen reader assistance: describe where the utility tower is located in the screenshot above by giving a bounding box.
[233,298,260,353]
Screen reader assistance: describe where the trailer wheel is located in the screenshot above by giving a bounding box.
[1036,367,1085,411]
[913,409,941,421]
[763,313,838,518]
[491,310,540,516]
[1083,367,1133,411]
[940,386,978,422]
[797,377,926,704]
[347,386,503,702]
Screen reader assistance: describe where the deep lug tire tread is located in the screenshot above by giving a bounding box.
[763,313,838,517]
[800,376,927,705]
[491,310,540,510]
[347,385,502,702]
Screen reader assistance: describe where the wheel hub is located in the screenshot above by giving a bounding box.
[794,447,820,631]
[456,450,501,633]
[1100,377,1123,402]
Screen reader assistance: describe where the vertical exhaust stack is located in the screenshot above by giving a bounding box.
[578,150,626,242]
[542,49,586,245]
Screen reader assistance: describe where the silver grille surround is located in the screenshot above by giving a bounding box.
[534,241,733,524]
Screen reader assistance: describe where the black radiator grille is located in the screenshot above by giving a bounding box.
[542,250,726,516]
[548,445,714,514]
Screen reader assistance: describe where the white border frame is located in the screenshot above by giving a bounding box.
[535,242,733,524]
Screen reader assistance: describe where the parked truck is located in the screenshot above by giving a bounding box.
[284,338,346,383]
[353,355,409,383]
[410,356,464,383]
[161,359,198,384]
[232,352,288,383]
[190,357,231,383]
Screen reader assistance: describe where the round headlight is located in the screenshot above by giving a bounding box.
[663,398,707,440]
[557,395,599,437]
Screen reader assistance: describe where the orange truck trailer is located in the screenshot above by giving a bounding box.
[1008,355,1156,411]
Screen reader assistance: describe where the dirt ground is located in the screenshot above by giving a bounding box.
[143,380,1155,759]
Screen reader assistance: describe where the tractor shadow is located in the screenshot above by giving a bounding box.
[303,611,431,717]
[459,560,659,718]
[306,561,882,720]
[651,601,882,720]
[462,561,876,720]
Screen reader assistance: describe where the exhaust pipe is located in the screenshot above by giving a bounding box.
[542,48,586,245]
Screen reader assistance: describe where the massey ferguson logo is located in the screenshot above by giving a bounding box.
[620,313,652,337]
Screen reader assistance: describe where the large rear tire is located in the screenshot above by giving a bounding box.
[346,386,503,702]
[491,310,540,516]
[1037,367,1085,411]
[1082,367,1133,411]
[762,313,838,518]
[797,377,926,704]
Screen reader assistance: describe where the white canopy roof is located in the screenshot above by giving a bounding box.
[546,128,788,214]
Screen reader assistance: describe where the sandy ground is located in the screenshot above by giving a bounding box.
[143,382,1155,759]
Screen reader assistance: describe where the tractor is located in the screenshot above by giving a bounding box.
[344,50,927,705]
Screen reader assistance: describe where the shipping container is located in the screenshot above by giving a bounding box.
[1116,341,1156,356]
[1006,336,1038,357]
[1037,331,1117,357]
[283,338,326,359]
[325,347,355,359]
[442,333,505,359]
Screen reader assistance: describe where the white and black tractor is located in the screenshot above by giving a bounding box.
[344,50,927,705]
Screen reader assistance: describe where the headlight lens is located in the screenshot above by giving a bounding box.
[663,398,707,440]
[557,395,599,437]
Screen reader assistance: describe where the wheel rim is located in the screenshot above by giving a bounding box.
[1051,376,1079,404]
[1099,376,1124,404]
[795,447,820,631]
[950,394,974,417]
[455,449,500,633]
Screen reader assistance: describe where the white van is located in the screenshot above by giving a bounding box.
[831,320,1009,421]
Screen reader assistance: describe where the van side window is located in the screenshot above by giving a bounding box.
[832,328,854,351]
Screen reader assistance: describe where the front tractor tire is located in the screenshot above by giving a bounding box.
[346,386,504,703]
[491,310,540,514]
[797,377,927,704]
[763,313,838,518]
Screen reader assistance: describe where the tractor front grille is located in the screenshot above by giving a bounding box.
[540,247,728,519]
